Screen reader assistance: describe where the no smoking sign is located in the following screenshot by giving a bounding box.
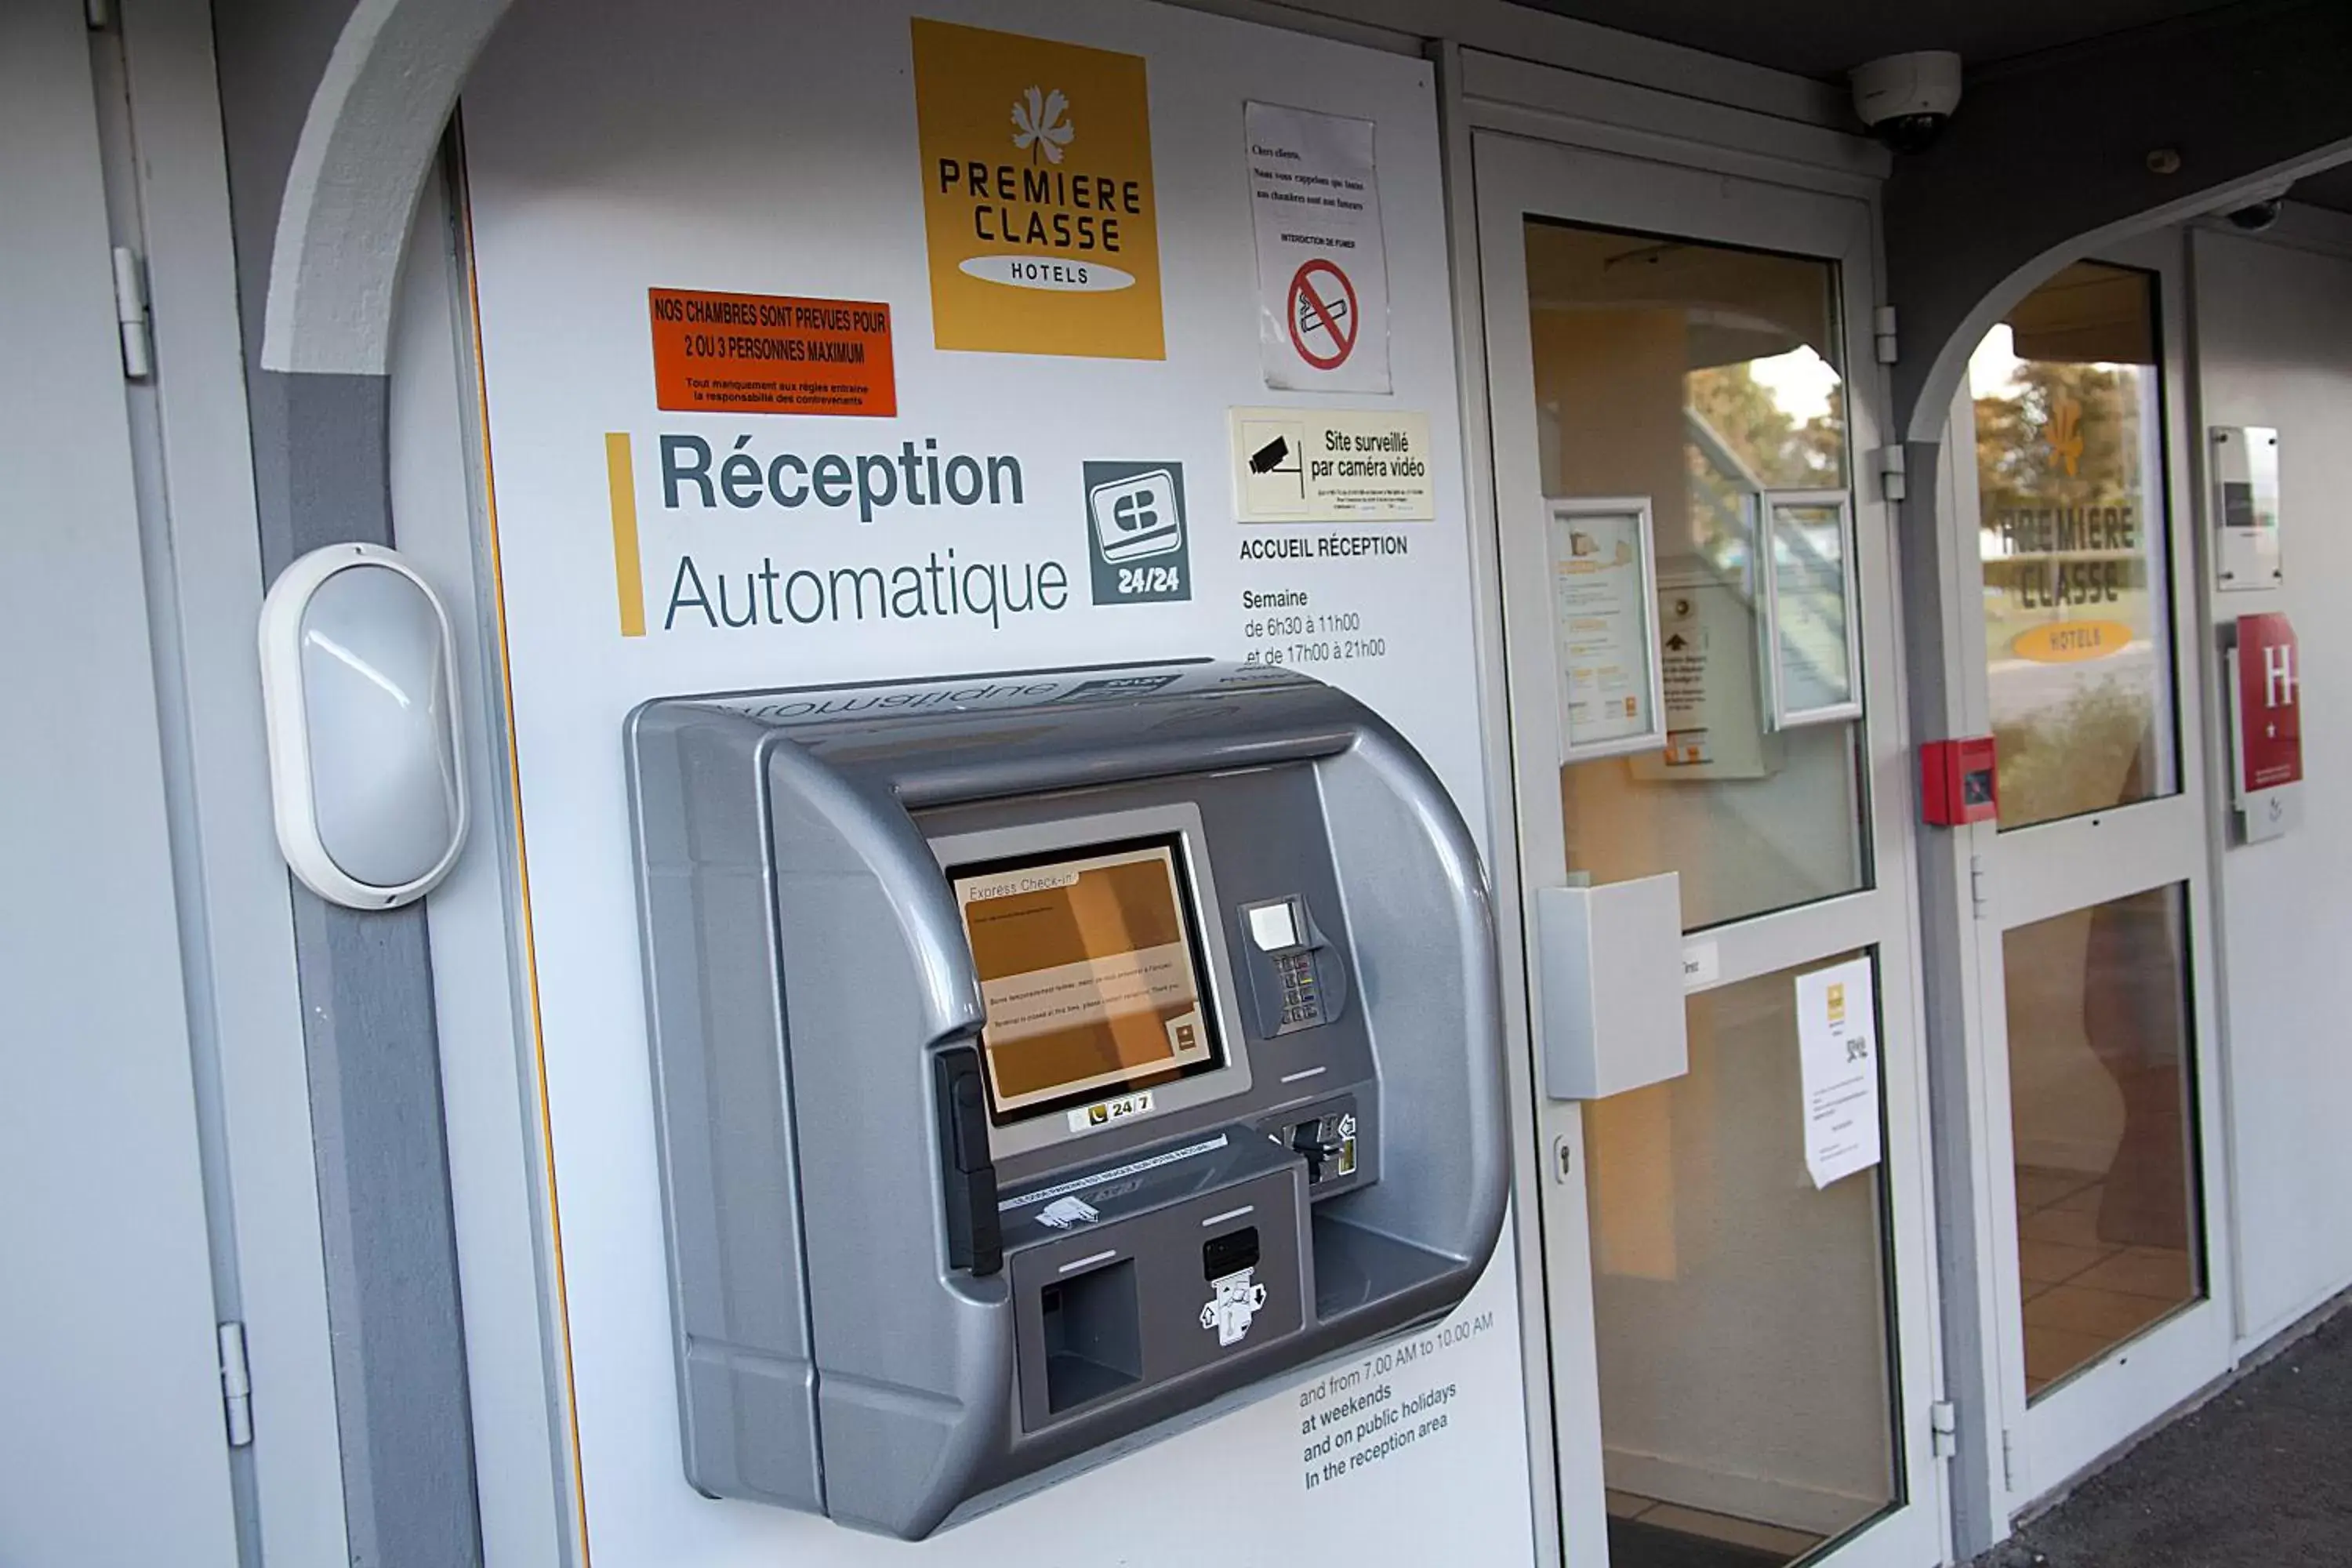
[1287,259,1359,371]
[1248,102,1391,392]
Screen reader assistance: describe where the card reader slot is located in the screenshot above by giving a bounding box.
[933,1044,1003,1276]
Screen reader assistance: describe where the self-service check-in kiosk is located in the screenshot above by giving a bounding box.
[625,662,1508,1537]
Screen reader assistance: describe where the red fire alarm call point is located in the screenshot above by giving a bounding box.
[1921,737,1998,826]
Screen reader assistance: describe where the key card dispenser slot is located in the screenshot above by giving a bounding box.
[933,1044,1002,1276]
[1238,895,1349,1036]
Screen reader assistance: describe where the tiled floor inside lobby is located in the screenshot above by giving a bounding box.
[2015,1165,2196,1396]
[1604,1488,1826,1568]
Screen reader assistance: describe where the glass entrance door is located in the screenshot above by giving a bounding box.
[1475,132,1944,1568]
[1951,245,2232,1506]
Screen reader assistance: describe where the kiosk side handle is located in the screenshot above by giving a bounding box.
[933,1044,1003,1276]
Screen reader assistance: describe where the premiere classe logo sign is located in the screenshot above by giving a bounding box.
[912,18,1166,359]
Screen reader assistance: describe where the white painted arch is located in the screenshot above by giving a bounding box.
[260,0,510,374]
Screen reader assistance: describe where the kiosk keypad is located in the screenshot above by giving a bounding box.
[1240,895,1349,1038]
[1275,950,1322,1028]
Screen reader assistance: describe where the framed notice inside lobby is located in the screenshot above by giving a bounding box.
[1546,496,1665,762]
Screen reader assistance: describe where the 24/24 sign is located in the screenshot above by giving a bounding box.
[1083,460,1190,604]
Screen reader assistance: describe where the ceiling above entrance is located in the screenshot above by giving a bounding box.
[1505,0,2241,82]
[2288,162,2352,214]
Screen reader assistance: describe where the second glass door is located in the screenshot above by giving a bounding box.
[1952,245,2232,1508]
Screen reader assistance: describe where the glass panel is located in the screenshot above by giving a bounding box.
[1590,956,1900,1568]
[2004,886,2203,1399]
[1972,262,2177,830]
[1523,220,1866,931]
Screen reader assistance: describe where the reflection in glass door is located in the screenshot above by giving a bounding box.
[1973,262,2178,830]
[1958,252,2228,1501]
[1477,129,1944,1568]
[2004,888,2200,1395]
[1523,222,1867,933]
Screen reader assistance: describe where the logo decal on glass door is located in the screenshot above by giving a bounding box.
[2045,394,2085,477]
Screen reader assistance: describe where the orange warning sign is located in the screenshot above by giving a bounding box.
[648,289,895,416]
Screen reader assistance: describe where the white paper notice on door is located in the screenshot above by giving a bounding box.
[1795,956,1882,1189]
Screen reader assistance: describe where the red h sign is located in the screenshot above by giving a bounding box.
[2237,612,2303,793]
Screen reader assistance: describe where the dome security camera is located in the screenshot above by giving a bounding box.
[2228,199,2286,232]
[1849,52,1962,154]
[2222,180,2295,233]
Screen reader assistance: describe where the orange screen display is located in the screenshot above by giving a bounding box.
[952,839,1215,1116]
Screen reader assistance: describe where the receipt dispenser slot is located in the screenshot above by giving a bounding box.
[626,663,1508,1537]
[1040,1259,1141,1414]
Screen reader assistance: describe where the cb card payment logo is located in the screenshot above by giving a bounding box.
[1084,460,1189,604]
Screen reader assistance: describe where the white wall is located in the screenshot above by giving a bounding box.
[2191,216,2352,1348]
[0,7,242,1563]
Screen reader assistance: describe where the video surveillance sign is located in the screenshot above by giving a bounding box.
[1085,460,1190,604]
[1229,408,1434,523]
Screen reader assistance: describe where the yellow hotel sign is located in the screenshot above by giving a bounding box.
[2011,619,2135,663]
[911,19,1165,360]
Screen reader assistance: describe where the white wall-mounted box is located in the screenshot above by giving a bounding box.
[1535,872,1690,1100]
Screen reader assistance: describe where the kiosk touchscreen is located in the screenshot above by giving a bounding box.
[625,662,1508,1537]
[950,835,1222,1122]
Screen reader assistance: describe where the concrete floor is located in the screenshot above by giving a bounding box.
[1981,1301,2352,1568]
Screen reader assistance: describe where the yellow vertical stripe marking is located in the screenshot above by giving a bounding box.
[605,431,646,637]
[459,160,591,1560]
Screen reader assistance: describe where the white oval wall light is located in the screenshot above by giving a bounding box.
[259,543,466,909]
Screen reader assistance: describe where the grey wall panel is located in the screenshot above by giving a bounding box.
[289,891,483,1565]
[208,0,358,367]
[212,0,488,1555]
[248,365,485,1566]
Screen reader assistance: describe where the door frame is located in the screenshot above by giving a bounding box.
[11,4,357,1564]
[1934,227,2236,1515]
[1461,96,1948,1568]
[2,5,267,1563]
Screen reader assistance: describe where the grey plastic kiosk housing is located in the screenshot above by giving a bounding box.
[625,662,1508,1538]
